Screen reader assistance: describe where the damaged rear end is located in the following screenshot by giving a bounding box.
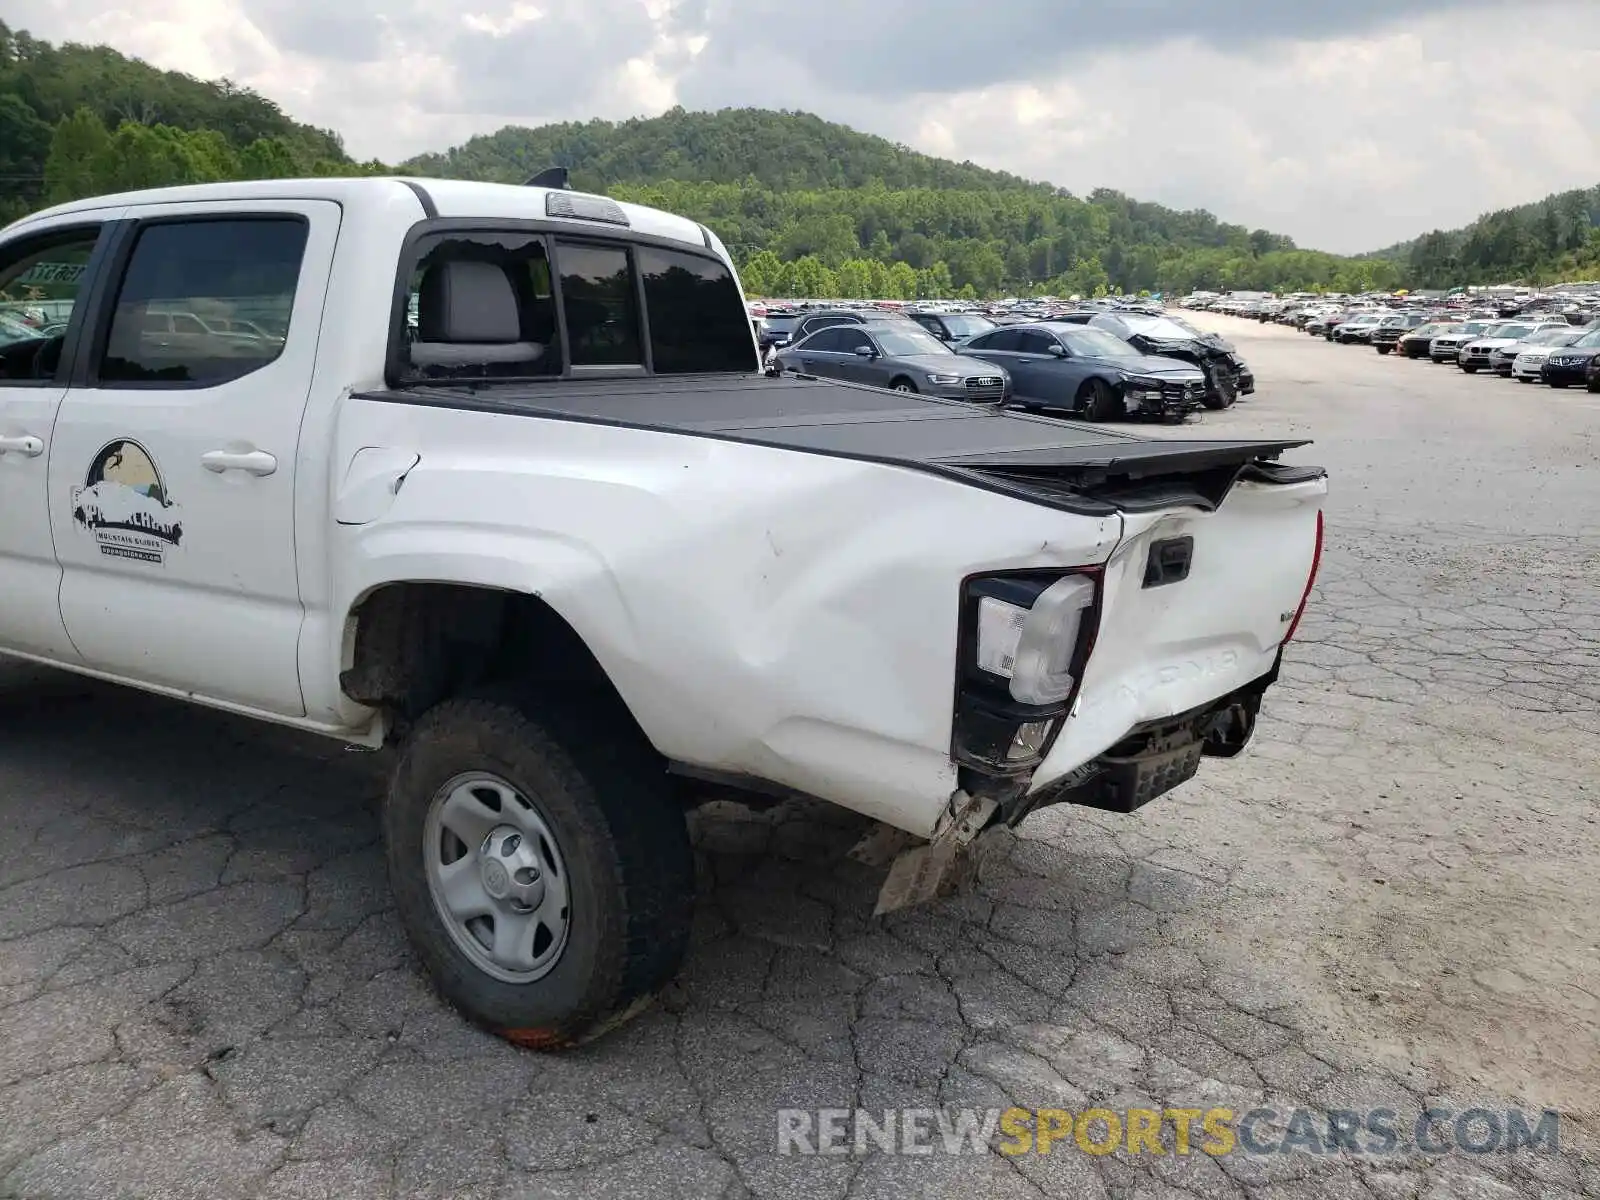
[872,436,1325,910]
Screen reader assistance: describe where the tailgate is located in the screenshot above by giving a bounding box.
[1031,469,1326,791]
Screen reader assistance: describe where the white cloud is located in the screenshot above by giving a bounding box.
[19,0,1600,251]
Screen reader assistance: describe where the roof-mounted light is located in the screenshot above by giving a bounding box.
[545,190,630,227]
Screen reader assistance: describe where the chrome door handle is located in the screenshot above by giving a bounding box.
[0,434,43,457]
[201,448,277,476]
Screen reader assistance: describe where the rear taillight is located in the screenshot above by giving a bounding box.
[1282,508,1324,646]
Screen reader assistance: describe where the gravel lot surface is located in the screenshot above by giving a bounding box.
[1,314,1597,1199]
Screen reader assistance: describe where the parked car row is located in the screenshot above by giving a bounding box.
[1288,305,1600,390]
[753,300,1254,423]
[1190,285,1600,327]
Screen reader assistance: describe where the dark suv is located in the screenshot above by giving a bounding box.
[759,309,874,354]
[1541,326,1600,388]
[1370,312,1428,354]
[906,310,998,345]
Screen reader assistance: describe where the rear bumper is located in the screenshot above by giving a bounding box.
[1008,665,1277,823]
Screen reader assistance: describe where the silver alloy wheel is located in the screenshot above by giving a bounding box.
[423,771,572,984]
[893,382,914,392]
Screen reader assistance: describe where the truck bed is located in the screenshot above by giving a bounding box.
[357,374,1315,515]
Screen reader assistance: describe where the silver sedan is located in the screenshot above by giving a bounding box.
[772,321,1010,402]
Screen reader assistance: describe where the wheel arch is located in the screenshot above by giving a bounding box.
[337,564,652,751]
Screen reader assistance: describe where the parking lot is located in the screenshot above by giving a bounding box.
[1,314,1598,1200]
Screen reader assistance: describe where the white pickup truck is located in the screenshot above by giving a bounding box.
[0,177,1326,1047]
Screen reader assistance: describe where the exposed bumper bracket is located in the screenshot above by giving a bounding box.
[863,792,997,916]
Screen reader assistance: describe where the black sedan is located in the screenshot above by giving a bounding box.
[1541,327,1600,388]
[1087,312,1253,408]
[958,322,1207,422]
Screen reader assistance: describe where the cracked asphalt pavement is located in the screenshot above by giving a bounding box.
[3,314,1598,1199]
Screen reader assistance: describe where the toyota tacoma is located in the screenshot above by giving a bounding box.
[0,177,1326,1047]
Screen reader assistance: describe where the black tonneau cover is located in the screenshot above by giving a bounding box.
[357,374,1315,514]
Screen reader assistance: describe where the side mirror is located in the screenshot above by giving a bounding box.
[1048,344,1068,357]
[854,345,876,358]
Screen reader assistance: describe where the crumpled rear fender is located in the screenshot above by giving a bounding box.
[326,411,1121,837]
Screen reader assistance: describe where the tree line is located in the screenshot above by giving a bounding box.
[1377,188,1600,289]
[0,18,361,224]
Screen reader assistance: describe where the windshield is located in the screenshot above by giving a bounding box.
[1416,323,1456,336]
[1459,322,1492,335]
[1380,316,1407,327]
[1493,324,1537,340]
[1062,328,1139,358]
[1530,327,1581,346]
[1573,328,1600,348]
[939,314,995,339]
[764,316,802,333]
[876,328,952,357]
[1125,316,1199,341]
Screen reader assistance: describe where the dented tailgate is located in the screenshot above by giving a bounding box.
[1030,470,1326,791]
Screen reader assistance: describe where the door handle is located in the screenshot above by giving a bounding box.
[201,448,277,476]
[0,434,43,457]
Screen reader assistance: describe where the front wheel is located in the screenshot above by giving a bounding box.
[1077,377,1116,420]
[385,692,694,1048]
[1202,367,1239,410]
[1461,365,1478,374]
[1376,345,1392,355]
[890,377,918,393]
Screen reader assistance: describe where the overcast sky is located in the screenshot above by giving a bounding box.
[23,0,1600,252]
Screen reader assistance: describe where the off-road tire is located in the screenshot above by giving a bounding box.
[385,690,693,1049]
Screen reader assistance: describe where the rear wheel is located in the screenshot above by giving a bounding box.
[1550,381,1568,389]
[1076,377,1116,420]
[385,691,694,1048]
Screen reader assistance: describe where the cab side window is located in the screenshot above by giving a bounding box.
[556,242,641,368]
[636,247,755,374]
[98,218,305,387]
[402,233,561,381]
[0,226,101,384]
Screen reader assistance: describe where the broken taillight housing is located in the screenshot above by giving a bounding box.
[1281,508,1324,646]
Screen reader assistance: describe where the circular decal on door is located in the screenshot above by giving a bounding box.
[70,439,183,564]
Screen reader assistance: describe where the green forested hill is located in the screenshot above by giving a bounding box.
[2,24,1405,298]
[1371,186,1600,288]
[400,107,1401,297]
[399,107,1042,194]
